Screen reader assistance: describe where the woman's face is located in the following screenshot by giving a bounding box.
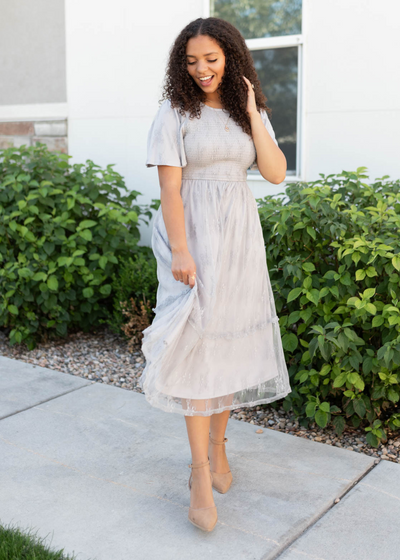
[186,35,226,94]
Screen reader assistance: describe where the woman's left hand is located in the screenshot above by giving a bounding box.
[242,76,257,116]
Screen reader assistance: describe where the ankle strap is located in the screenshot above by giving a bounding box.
[209,435,228,445]
[188,459,210,469]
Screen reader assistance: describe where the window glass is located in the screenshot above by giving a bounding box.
[250,47,298,174]
[211,0,302,39]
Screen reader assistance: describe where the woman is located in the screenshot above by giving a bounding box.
[139,17,292,532]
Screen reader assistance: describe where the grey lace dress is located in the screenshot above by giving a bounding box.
[138,98,292,416]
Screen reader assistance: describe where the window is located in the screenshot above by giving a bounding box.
[210,0,303,178]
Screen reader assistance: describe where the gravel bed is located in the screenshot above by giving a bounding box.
[1,327,399,464]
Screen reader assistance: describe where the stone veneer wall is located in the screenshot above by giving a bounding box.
[0,120,68,153]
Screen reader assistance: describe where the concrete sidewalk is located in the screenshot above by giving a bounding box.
[0,354,399,560]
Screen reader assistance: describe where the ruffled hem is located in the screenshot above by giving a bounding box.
[140,296,292,415]
[140,387,293,417]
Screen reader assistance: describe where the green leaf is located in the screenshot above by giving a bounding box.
[287,287,302,303]
[319,401,330,413]
[79,220,97,229]
[319,287,330,298]
[363,288,376,299]
[18,267,32,279]
[366,432,379,447]
[311,324,325,335]
[79,229,93,241]
[306,289,320,306]
[288,311,301,324]
[99,284,112,296]
[344,328,356,341]
[366,266,378,277]
[329,285,339,299]
[58,256,69,266]
[306,402,317,417]
[302,262,315,272]
[7,305,19,315]
[353,398,366,418]
[348,371,359,384]
[347,297,360,308]
[330,405,341,414]
[319,364,331,377]
[282,333,298,352]
[47,276,59,291]
[340,272,352,286]
[365,303,376,315]
[392,255,400,271]
[83,287,94,298]
[333,372,347,388]
[363,357,374,375]
[356,269,366,281]
[306,226,316,240]
[126,211,138,222]
[354,376,365,391]
[338,332,349,352]
[43,242,55,256]
[99,256,108,269]
[387,388,399,403]
[372,315,384,327]
[332,415,345,436]
[315,409,329,428]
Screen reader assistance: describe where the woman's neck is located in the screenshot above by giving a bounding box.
[203,99,224,109]
[203,93,224,109]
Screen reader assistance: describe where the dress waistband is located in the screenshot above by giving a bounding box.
[182,176,248,183]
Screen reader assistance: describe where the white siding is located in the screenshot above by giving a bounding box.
[305,0,400,181]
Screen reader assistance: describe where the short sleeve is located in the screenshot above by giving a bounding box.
[146,99,187,168]
[248,109,278,172]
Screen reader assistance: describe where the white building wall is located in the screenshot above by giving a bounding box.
[0,0,66,105]
[304,0,400,181]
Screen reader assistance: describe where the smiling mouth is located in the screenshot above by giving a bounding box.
[198,75,214,86]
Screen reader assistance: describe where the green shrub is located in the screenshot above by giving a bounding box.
[104,248,158,347]
[257,167,400,447]
[0,143,157,348]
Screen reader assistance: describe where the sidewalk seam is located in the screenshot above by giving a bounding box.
[260,458,380,560]
[0,382,93,422]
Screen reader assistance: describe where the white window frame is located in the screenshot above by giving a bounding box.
[204,0,306,182]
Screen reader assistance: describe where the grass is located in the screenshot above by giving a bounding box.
[0,521,96,560]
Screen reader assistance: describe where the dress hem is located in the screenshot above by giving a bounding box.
[140,386,293,417]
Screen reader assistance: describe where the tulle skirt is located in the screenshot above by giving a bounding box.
[138,178,292,416]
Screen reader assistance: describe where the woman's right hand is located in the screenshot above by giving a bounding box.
[171,248,197,289]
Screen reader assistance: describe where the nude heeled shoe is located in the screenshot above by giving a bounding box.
[188,459,218,532]
[208,434,233,494]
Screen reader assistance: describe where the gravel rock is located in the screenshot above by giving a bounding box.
[1,326,399,462]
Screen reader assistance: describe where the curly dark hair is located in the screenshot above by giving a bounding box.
[160,17,271,137]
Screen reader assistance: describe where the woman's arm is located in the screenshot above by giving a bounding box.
[250,111,287,184]
[157,165,197,288]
